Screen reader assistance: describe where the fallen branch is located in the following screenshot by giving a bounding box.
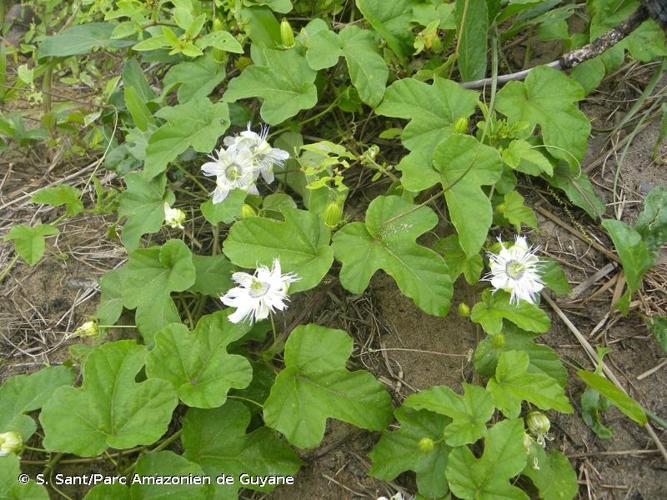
[462,6,650,89]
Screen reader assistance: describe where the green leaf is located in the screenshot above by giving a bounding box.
[0,455,49,499]
[446,418,529,500]
[224,48,317,125]
[123,58,156,102]
[471,289,550,335]
[121,240,196,341]
[487,351,573,418]
[496,66,590,166]
[499,190,537,231]
[263,324,393,448]
[433,235,483,285]
[540,259,571,295]
[369,407,451,499]
[501,139,554,177]
[124,86,154,131]
[413,134,502,257]
[38,23,132,59]
[474,325,567,387]
[376,77,479,161]
[602,219,653,295]
[576,370,647,425]
[146,311,253,408]
[305,23,388,108]
[144,98,230,178]
[580,387,613,439]
[200,189,247,225]
[189,255,234,296]
[164,53,226,103]
[40,340,178,456]
[647,316,667,352]
[118,172,172,250]
[240,6,282,48]
[523,447,578,500]
[95,267,125,327]
[456,0,488,81]
[405,384,495,446]
[549,164,606,219]
[356,0,418,61]
[223,208,333,292]
[197,30,244,54]
[635,186,667,254]
[32,185,83,216]
[3,224,59,266]
[182,401,302,497]
[0,366,75,441]
[332,195,453,316]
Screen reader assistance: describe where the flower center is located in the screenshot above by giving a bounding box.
[505,260,525,280]
[248,278,270,298]
[225,164,241,180]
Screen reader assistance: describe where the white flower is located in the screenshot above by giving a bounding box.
[486,235,543,305]
[0,431,22,456]
[224,123,289,184]
[201,147,258,204]
[221,259,299,324]
[163,202,186,229]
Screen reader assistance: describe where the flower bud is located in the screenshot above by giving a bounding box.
[454,117,469,134]
[526,411,550,437]
[280,18,295,48]
[323,201,343,228]
[491,333,505,348]
[163,202,186,229]
[418,437,434,453]
[457,302,470,317]
[240,204,257,218]
[0,431,23,456]
[74,320,99,338]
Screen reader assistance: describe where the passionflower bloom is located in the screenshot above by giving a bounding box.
[163,202,186,229]
[0,431,22,456]
[224,124,289,184]
[221,259,299,324]
[486,235,543,305]
[201,147,258,203]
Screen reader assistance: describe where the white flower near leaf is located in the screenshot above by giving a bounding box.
[221,259,299,324]
[163,202,186,229]
[224,123,289,184]
[201,147,258,204]
[0,431,22,456]
[487,235,543,305]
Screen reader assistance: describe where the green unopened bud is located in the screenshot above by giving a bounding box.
[212,19,227,63]
[212,19,224,32]
[454,117,469,134]
[240,204,257,218]
[457,302,470,317]
[280,18,295,48]
[418,437,434,453]
[495,202,506,214]
[491,333,505,348]
[164,202,186,229]
[323,201,343,228]
[526,411,550,438]
[0,431,23,456]
[74,320,99,338]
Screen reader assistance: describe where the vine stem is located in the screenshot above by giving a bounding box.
[542,293,667,463]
